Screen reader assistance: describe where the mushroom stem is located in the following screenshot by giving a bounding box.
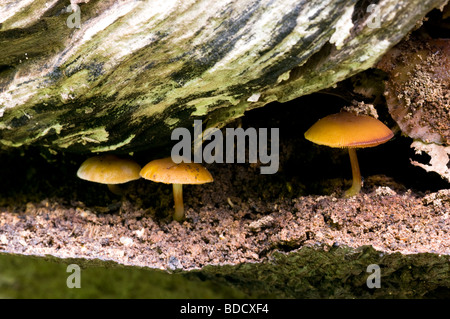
[344,148,362,197]
[172,183,185,221]
[107,184,124,195]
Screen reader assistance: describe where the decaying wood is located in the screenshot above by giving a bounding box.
[377,36,450,181]
[0,0,447,153]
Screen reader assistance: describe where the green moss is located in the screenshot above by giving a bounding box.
[164,117,180,128]
[90,134,136,152]
[52,127,109,149]
[0,252,248,299]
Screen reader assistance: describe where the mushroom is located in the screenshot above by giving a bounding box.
[304,111,394,197]
[77,154,141,195]
[140,157,213,221]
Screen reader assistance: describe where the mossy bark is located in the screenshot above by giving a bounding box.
[2,246,449,298]
[195,245,450,298]
[0,0,447,153]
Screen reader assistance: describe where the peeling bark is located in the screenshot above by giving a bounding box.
[411,140,450,182]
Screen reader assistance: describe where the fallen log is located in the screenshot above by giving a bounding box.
[0,0,447,153]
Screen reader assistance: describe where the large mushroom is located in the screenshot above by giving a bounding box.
[140,157,213,222]
[77,154,141,195]
[304,112,394,197]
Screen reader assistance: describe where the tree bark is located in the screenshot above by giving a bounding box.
[0,0,447,153]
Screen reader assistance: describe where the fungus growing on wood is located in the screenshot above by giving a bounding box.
[77,154,141,195]
[140,157,213,221]
[304,112,394,197]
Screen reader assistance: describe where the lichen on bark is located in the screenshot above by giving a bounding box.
[0,0,447,153]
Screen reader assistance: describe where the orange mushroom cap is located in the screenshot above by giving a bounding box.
[77,155,141,184]
[140,157,213,185]
[304,112,394,148]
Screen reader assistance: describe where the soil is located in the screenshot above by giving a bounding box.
[0,94,449,271]
[1,171,449,272]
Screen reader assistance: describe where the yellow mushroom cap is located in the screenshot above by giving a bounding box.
[304,112,394,148]
[77,155,141,184]
[140,157,213,184]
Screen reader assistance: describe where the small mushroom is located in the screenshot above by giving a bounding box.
[304,112,394,197]
[77,154,141,195]
[140,157,213,221]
